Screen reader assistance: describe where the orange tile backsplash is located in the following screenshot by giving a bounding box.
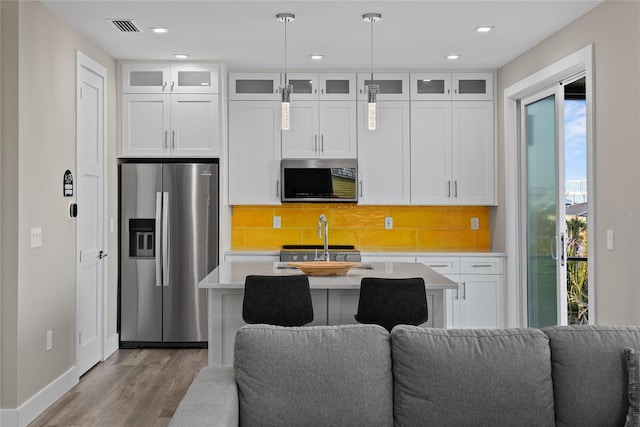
[231,204,490,251]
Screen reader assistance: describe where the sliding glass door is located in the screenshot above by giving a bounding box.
[521,87,567,327]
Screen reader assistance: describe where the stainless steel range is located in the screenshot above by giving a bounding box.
[279,245,361,263]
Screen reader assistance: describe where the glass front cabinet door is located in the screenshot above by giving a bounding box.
[122,63,218,94]
[229,73,282,100]
[357,73,410,101]
[410,72,493,101]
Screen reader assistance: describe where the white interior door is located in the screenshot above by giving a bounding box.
[76,53,106,376]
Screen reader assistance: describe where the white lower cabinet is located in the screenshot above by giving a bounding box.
[419,256,504,329]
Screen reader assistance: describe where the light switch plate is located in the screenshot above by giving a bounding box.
[471,217,480,230]
[385,217,393,229]
[30,227,43,248]
[607,229,614,250]
[273,216,281,229]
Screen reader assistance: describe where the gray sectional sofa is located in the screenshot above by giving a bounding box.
[170,324,640,426]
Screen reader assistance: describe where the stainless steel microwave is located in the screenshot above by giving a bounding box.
[281,159,358,203]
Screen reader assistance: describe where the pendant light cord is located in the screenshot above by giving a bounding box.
[284,17,288,82]
[370,16,374,81]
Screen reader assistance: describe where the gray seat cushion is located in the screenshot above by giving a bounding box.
[234,324,393,427]
[391,326,555,427]
[543,325,640,427]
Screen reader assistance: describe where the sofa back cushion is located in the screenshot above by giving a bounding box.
[391,326,555,427]
[234,324,393,427]
[543,325,640,426]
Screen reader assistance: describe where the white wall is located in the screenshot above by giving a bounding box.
[495,0,640,324]
[1,0,117,415]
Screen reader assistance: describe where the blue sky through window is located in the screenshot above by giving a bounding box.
[564,100,587,182]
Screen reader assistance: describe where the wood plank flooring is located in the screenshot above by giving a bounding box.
[29,348,208,427]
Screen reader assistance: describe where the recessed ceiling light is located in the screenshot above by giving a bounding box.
[150,27,170,34]
[474,26,494,33]
[446,54,460,60]
[310,55,324,60]
[173,54,189,59]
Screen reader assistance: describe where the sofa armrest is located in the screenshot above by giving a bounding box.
[169,366,239,427]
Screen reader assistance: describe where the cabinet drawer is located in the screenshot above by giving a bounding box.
[460,257,503,274]
[417,257,459,275]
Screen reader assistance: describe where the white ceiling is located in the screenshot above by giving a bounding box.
[40,0,604,70]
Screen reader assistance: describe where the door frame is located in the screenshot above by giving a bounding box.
[76,50,109,373]
[503,45,595,327]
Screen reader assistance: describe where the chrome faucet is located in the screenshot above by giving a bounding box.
[317,214,329,262]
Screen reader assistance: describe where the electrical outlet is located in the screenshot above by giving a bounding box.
[273,216,281,229]
[385,217,393,230]
[46,330,53,351]
[607,229,614,250]
[30,227,43,248]
[471,217,480,230]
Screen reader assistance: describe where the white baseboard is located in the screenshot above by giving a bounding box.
[1,366,78,427]
[104,333,119,359]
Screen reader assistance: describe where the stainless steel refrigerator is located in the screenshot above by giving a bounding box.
[119,162,218,347]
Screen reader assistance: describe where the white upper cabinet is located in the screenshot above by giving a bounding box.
[281,101,357,159]
[411,100,494,205]
[170,64,219,93]
[410,101,453,205]
[285,73,357,101]
[357,73,410,101]
[285,73,319,101]
[451,101,495,205]
[410,72,493,101]
[452,73,493,100]
[170,95,220,157]
[357,101,411,205]
[122,63,218,94]
[120,62,220,157]
[228,101,282,205]
[122,94,219,157]
[229,72,282,100]
[319,73,356,101]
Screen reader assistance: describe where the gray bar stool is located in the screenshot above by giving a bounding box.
[354,277,428,332]
[242,275,314,327]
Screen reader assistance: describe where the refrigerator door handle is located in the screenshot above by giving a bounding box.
[162,191,170,287]
[155,192,163,287]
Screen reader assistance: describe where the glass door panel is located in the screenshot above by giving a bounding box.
[523,92,560,328]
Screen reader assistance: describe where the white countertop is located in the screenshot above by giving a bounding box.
[224,250,506,257]
[199,261,457,290]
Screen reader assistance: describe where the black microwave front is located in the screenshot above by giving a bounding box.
[281,158,358,203]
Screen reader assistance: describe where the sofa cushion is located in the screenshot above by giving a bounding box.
[625,347,640,427]
[234,324,393,427]
[391,326,555,427]
[544,325,640,427]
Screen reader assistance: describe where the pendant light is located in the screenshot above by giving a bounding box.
[277,13,295,131]
[363,12,381,131]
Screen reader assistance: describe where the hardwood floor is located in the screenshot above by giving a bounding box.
[29,348,208,427]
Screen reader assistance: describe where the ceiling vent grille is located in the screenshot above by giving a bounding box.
[107,19,142,33]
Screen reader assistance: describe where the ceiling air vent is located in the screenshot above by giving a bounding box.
[107,19,142,33]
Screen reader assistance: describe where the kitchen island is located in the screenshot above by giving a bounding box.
[199,261,457,365]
